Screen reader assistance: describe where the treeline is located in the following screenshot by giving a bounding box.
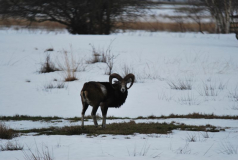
[0,0,147,34]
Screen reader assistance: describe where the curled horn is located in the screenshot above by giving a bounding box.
[124,74,135,89]
[109,73,123,88]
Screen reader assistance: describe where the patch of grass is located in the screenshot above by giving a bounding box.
[66,115,130,122]
[39,55,59,73]
[57,50,79,82]
[167,79,192,90]
[0,141,23,151]
[135,113,238,120]
[44,82,67,90]
[15,121,222,136]
[0,122,18,139]
[0,115,62,122]
[1,113,238,122]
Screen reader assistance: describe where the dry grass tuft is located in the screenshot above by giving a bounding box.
[57,50,79,82]
[23,144,54,160]
[167,79,192,90]
[39,55,59,73]
[0,122,18,139]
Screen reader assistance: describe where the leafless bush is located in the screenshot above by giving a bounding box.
[185,133,197,142]
[175,143,191,154]
[127,140,159,158]
[200,131,211,139]
[87,44,107,64]
[23,144,54,160]
[219,142,238,155]
[104,53,118,75]
[228,87,238,102]
[0,122,18,139]
[1,141,23,151]
[86,41,118,75]
[158,91,174,102]
[198,82,219,96]
[120,63,135,78]
[167,79,192,90]
[177,92,200,106]
[39,55,59,73]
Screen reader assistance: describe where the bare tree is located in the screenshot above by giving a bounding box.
[0,0,148,34]
[200,0,238,33]
[176,1,206,33]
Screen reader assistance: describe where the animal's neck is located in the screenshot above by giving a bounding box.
[114,91,128,107]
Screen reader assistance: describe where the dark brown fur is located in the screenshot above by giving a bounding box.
[80,73,135,128]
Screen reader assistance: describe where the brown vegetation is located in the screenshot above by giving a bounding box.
[0,122,18,139]
[116,21,216,33]
[0,19,215,33]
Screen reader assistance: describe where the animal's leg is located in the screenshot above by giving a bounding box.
[100,105,108,128]
[81,102,89,128]
[91,106,99,127]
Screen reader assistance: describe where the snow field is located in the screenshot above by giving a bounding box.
[0,29,238,159]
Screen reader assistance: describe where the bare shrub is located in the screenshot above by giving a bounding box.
[198,82,219,96]
[39,55,59,73]
[158,92,174,102]
[57,50,79,82]
[167,79,192,90]
[87,41,118,75]
[185,133,197,142]
[126,140,158,157]
[87,44,107,64]
[175,143,191,154]
[228,87,238,102]
[120,63,135,78]
[104,52,118,75]
[44,82,67,90]
[177,92,200,106]
[219,142,238,155]
[23,144,54,160]
[200,131,211,139]
[1,141,23,151]
[0,122,17,139]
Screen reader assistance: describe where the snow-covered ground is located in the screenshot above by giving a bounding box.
[0,29,238,159]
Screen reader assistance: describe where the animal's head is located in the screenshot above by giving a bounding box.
[109,73,135,93]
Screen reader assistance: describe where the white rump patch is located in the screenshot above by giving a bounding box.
[99,84,107,96]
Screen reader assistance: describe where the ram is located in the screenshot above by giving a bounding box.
[80,73,135,128]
